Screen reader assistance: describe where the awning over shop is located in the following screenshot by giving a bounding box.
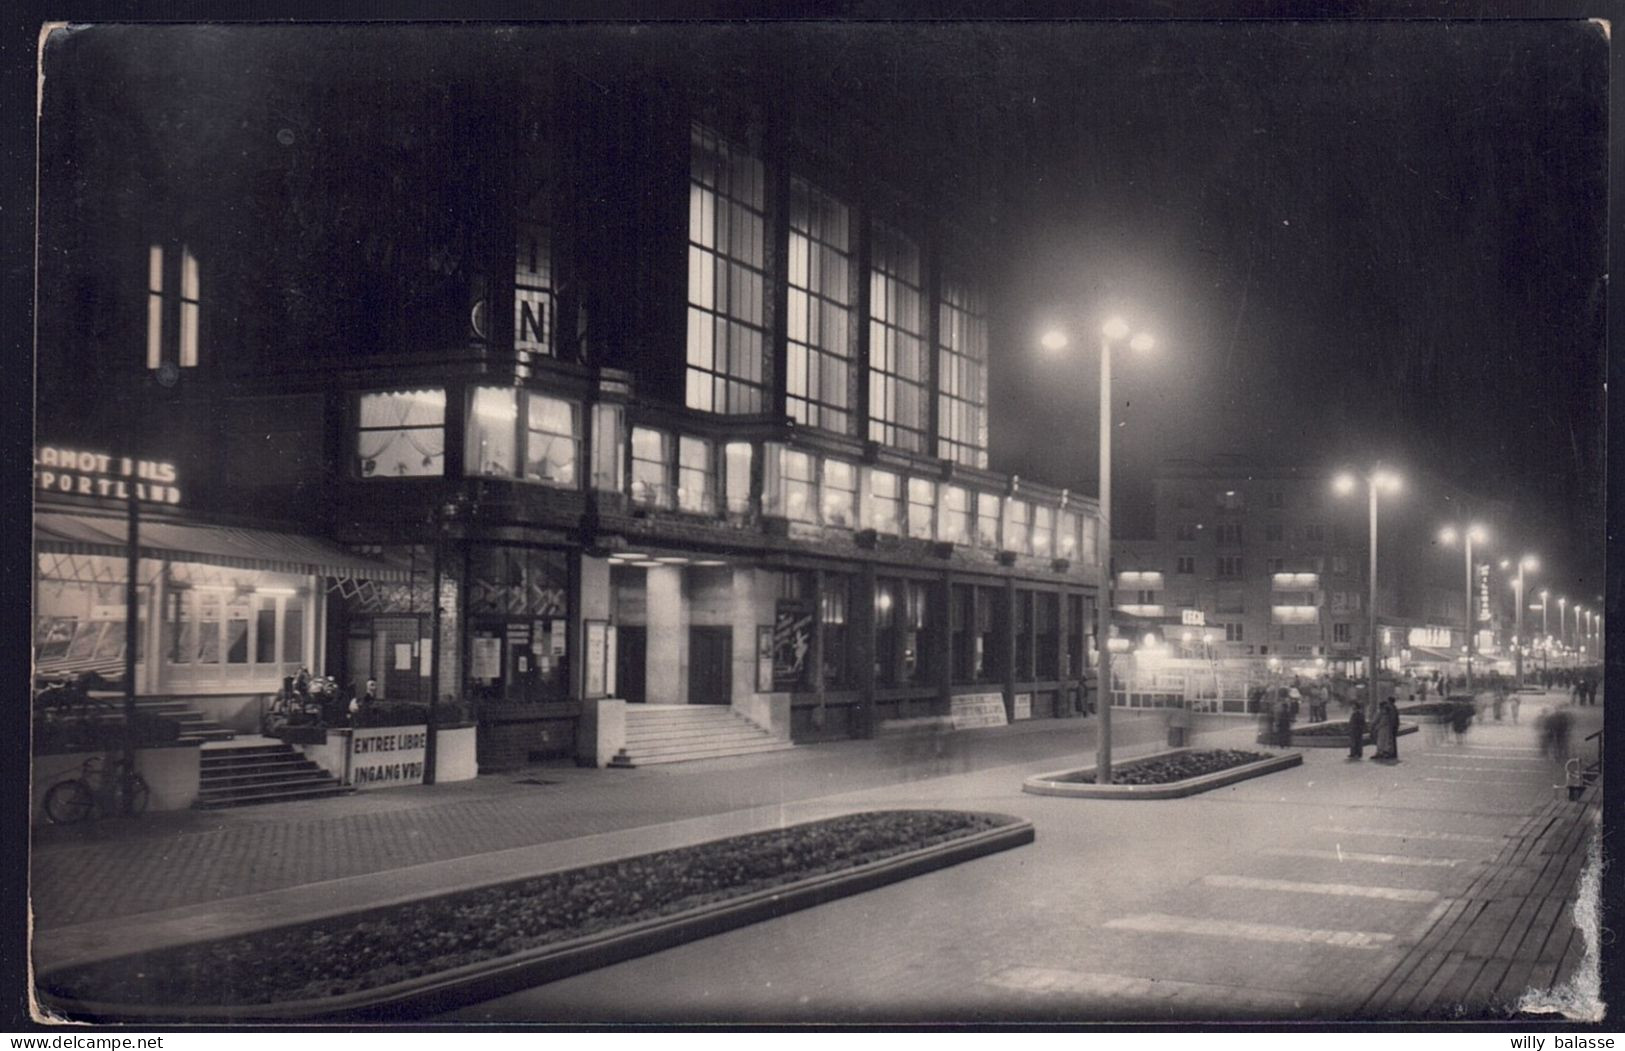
[33,511,412,583]
[1407,646,1461,664]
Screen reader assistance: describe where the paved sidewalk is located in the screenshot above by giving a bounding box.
[29,694,1604,1022]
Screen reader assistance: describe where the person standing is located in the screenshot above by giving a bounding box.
[1373,696,1398,761]
[1510,691,1521,724]
[1275,695,1295,748]
[1347,703,1367,760]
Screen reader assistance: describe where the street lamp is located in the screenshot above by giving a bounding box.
[1334,467,1401,712]
[1558,596,1569,650]
[1040,315,1154,785]
[1498,555,1538,688]
[1439,523,1487,692]
[1574,604,1585,662]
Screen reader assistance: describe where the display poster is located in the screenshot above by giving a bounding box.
[772,599,814,690]
[951,692,1009,729]
[349,726,428,789]
[756,626,775,692]
[419,645,432,677]
[606,624,618,697]
[1013,692,1032,720]
[531,620,546,657]
[585,620,608,698]
[394,643,413,671]
[471,636,501,681]
[550,619,567,657]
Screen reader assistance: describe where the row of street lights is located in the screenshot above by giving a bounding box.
[1041,315,1595,780]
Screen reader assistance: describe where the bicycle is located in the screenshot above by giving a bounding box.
[43,754,150,824]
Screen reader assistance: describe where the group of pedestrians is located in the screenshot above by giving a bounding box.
[1347,696,1402,763]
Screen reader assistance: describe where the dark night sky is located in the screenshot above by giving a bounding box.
[968,20,1607,600]
[35,18,1609,599]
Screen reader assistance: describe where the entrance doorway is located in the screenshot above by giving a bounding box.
[617,625,647,704]
[689,626,731,705]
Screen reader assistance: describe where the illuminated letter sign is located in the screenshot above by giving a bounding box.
[1476,563,1491,623]
[34,446,181,504]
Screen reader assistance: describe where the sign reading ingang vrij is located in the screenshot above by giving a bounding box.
[34,446,181,503]
[350,726,428,788]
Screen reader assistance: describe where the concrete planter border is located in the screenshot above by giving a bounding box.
[1289,722,1419,749]
[38,813,1034,1023]
[1022,747,1303,799]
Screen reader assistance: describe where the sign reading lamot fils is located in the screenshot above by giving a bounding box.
[349,726,428,788]
[34,446,181,503]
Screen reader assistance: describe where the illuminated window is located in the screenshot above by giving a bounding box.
[676,436,715,514]
[466,388,519,477]
[868,222,928,452]
[525,394,580,486]
[1082,515,1099,564]
[868,470,901,534]
[977,493,1001,549]
[464,389,580,487]
[686,124,768,414]
[1057,511,1079,559]
[822,459,857,527]
[778,449,817,523]
[146,243,201,370]
[937,276,988,467]
[907,478,936,540]
[591,404,625,492]
[356,389,446,477]
[787,178,854,432]
[724,442,753,514]
[940,486,972,546]
[1031,505,1055,558]
[631,427,672,508]
[1003,500,1031,554]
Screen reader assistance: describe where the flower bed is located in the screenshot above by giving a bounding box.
[1399,702,1476,718]
[1289,721,1419,747]
[1023,748,1302,800]
[1055,749,1270,786]
[40,809,1025,1018]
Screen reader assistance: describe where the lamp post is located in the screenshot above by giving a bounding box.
[1041,316,1154,785]
[1574,605,1585,663]
[1538,589,1549,682]
[1499,555,1538,688]
[1335,467,1401,713]
[1558,596,1568,652]
[1439,523,1486,692]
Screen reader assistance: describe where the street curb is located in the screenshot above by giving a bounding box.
[1020,748,1302,799]
[37,814,1035,1023]
[1289,722,1419,748]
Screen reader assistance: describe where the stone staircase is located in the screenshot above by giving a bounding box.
[609,705,794,767]
[194,738,352,808]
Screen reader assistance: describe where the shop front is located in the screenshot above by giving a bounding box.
[33,507,412,733]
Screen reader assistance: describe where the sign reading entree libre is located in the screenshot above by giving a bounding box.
[350,726,428,788]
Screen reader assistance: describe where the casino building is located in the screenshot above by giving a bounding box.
[34,28,1106,773]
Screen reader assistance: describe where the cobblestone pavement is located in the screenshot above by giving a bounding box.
[30,710,1175,930]
[442,694,1602,1024]
[30,694,1603,1024]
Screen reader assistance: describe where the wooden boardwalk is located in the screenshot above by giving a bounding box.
[1359,783,1601,1019]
